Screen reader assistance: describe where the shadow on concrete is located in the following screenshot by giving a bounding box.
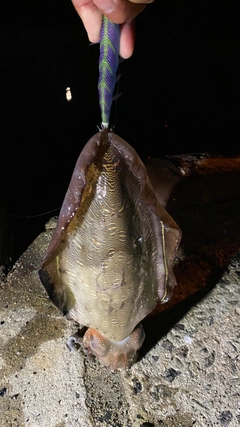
[140,159,240,359]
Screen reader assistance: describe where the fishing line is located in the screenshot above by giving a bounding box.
[0,207,60,220]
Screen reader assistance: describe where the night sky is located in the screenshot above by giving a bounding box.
[1,0,239,265]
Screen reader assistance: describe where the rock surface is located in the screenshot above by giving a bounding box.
[1,159,240,427]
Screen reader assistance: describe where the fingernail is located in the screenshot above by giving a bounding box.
[96,0,115,15]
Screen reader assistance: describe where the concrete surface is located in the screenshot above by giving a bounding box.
[1,160,240,427]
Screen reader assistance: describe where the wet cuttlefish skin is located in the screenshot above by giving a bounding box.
[39,129,181,370]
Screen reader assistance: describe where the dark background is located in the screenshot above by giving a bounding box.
[0,0,239,269]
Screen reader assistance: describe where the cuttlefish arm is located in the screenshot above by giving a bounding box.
[39,129,181,370]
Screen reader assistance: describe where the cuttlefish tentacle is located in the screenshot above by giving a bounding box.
[67,324,145,370]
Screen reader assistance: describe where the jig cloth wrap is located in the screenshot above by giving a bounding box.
[98,16,120,128]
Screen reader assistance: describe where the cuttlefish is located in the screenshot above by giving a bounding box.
[39,16,181,370]
[39,128,181,370]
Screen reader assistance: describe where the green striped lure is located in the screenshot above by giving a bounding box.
[98,15,120,128]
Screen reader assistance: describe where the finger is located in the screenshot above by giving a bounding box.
[71,0,102,42]
[119,20,135,58]
[93,0,146,24]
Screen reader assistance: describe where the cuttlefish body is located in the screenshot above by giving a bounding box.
[39,129,181,370]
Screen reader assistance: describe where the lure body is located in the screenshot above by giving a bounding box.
[98,16,120,128]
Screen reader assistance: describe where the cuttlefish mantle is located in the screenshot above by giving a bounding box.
[39,129,181,370]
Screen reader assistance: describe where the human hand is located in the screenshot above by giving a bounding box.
[71,0,153,58]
